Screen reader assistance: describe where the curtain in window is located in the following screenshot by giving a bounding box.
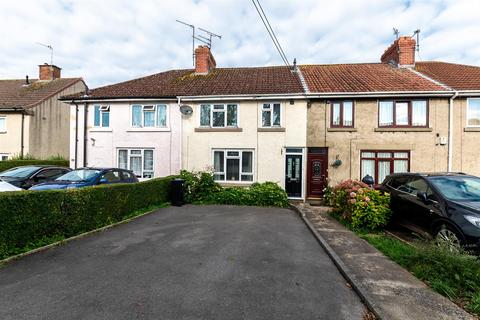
[361,159,375,180]
[332,103,340,125]
[226,159,240,181]
[396,102,409,125]
[242,152,253,173]
[132,105,142,127]
[262,105,271,127]
[213,151,225,180]
[144,150,154,171]
[144,111,155,127]
[200,105,211,126]
[468,99,480,126]
[378,161,391,184]
[379,102,393,126]
[343,102,353,126]
[273,104,281,126]
[394,160,408,173]
[156,105,167,127]
[94,106,101,127]
[118,150,128,169]
[130,156,142,176]
[412,101,427,126]
[101,111,109,127]
[227,105,237,126]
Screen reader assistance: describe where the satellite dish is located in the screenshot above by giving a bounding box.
[179,105,193,116]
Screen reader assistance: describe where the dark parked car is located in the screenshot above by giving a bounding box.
[29,167,138,190]
[0,166,71,189]
[381,172,480,252]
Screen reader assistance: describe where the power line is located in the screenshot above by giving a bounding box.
[251,0,290,67]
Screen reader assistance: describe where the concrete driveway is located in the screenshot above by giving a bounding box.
[0,205,365,320]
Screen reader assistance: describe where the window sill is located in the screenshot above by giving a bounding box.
[126,128,170,132]
[195,127,243,132]
[257,127,286,132]
[374,127,432,132]
[90,128,112,132]
[218,181,253,187]
[327,127,357,132]
[0,131,6,134]
[464,127,480,132]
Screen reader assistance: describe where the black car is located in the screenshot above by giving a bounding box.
[381,172,480,252]
[0,165,71,189]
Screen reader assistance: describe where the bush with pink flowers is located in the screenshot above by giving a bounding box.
[327,179,391,231]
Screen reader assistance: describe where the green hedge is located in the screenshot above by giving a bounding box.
[0,176,174,259]
[0,160,69,172]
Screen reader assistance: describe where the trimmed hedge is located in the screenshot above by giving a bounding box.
[0,160,69,172]
[0,176,174,259]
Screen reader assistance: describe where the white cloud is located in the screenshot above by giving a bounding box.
[0,0,478,87]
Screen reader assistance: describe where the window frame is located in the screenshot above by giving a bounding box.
[212,149,254,183]
[330,101,354,128]
[360,150,410,184]
[466,98,480,128]
[117,148,155,179]
[0,116,6,133]
[130,104,169,129]
[0,153,9,161]
[377,100,429,128]
[199,104,239,128]
[261,102,282,128]
[93,105,110,128]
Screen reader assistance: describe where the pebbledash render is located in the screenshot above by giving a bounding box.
[64,36,480,200]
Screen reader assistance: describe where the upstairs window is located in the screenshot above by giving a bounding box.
[132,104,168,128]
[331,101,354,127]
[200,104,238,127]
[467,98,480,127]
[213,149,254,182]
[378,100,427,127]
[262,103,281,127]
[0,116,5,133]
[94,105,110,127]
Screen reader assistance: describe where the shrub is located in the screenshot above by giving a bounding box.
[179,170,222,203]
[329,179,391,231]
[0,176,174,259]
[0,160,69,173]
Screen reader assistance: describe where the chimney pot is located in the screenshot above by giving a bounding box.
[381,36,416,67]
[195,46,216,74]
[39,64,61,80]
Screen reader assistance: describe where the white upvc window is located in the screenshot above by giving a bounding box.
[0,153,8,161]
[118,148,154,178]
[131,104,168,128]
[0,116,6,133]
[467,98,480,127]
[93,105,110,127]
[213,149,254,182]
[262,103,281,127]
[200,104,238,127]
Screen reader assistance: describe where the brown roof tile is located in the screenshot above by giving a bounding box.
[415,61,480,91]
[300,63,447,93]
[0,78,83,110]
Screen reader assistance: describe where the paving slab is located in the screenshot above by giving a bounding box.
[294,203,476,320]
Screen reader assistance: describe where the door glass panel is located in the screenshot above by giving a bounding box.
[286,148,303,153]
[287,158,293,178]
[312,161,321,177]
[294,157,300,179]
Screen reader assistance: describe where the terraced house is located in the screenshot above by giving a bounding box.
[65,36,480,200]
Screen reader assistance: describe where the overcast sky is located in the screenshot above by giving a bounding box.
[0,0,479,88]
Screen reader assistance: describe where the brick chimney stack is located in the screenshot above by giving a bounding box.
[195,46,216,74]
[39,64,61,80]
[381,36,416,67]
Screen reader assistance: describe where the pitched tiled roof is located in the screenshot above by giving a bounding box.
[415,61,480,91]
[67,66,305,100]
[0,78,83,110]
[300,63,447,93]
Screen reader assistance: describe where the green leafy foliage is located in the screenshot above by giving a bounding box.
[180,170,289,208]
[0,176,173,259]
[328,179,391,231]
[0,160,69,173]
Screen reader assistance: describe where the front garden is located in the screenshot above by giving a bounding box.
[324,179,480,316]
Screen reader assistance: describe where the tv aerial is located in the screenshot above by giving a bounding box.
[176,20,221,66]
[36,42,54,66]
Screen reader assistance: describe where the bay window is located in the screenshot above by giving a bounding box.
[200,104,238,127]
[131,104,168,128]
[262,103,281,127]
[378,100,427,127]
[331,101,354,127]
[118,149,154,178]
[213,149,254,182]
[467,98,480,127]
[361,151,410,184]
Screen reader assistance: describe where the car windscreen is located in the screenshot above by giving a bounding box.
[0,166,41,178]
[428,176,480,201]
[56,169,101,182]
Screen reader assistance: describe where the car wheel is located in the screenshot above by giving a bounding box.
[434,224,464,253]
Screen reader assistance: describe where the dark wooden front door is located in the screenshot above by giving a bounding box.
[307,149,328,198]
[285,154,302,198]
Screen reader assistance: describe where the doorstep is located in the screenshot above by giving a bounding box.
[292,203,475,320]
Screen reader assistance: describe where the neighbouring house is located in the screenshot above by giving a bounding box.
[0,64,86,160]
[65,37,480,200]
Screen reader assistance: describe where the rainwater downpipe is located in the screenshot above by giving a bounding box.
[72,100,79,169]
[83,102,88,167]
[20,112,25,158]
[448,91,459,172]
